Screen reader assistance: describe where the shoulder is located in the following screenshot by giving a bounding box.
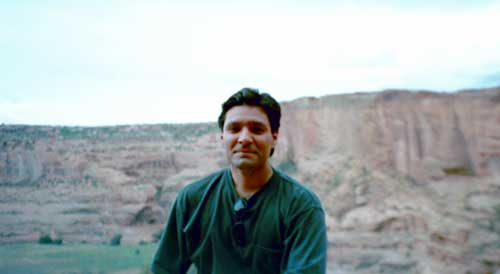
[274,169,323,211]
[176,169,227,206]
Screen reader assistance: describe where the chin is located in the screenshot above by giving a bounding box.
[231,159,262,170]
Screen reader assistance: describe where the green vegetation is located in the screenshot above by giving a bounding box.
[362,166,370,178]
[330,173,343,190]
[379,262,417,273]
[59,127,83,138]
[442,166,472,176]
[38,234,53,244]
[482,259,500,269]
[0,243,157,274]
[0,125,51,142]
[431,232,446,242]
[494,204,500,217]
[480,256,500,274]
[62,208,100,215]
[84,175,100,188]
[356,260,377,270]
[58,125,137,140]
[110,234,122,246]
[1,123,219,143]
[472,241,500,257]
[492,204,500,234]
[38,234,63,245]
[171,123,219,141]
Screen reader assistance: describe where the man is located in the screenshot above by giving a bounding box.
[151,88,327,274]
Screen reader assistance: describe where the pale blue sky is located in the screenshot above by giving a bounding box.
[1,0,500,126]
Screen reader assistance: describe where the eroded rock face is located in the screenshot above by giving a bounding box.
[272,87,500,273]
[274,87,500,181]
[0,123,225,244]
[1,87,499,273]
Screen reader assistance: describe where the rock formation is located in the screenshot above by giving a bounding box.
[1,87,499,274]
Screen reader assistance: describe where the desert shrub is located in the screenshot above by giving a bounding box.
[62,208,99,215]
[110,233,122,246]
[482,259,500,274]
[330,173,342,190]
[362,166,370,177]
[38,234,53,244]
[442,166,472,176]
[38,234,63,245]
[494,204,500,217]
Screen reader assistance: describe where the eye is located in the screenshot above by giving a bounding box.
[226,125,240,133]
[251,126,266,134]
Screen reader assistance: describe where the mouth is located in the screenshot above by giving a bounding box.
[234,149,256,155]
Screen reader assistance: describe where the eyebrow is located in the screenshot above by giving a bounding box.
[225,121,268,128]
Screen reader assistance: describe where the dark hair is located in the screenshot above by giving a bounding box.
[218,87,281,133]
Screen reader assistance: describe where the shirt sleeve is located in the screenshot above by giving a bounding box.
[151,194,192,274]
[283,207,327,274]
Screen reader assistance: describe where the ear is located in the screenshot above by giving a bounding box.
[272,131,278,146]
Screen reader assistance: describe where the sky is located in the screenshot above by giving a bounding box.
[1,0,500,126]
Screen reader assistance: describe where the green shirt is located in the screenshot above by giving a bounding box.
[151,168,327,274]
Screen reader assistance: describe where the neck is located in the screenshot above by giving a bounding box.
[231,163,273,199]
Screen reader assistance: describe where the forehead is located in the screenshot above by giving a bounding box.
[224,105,270,126]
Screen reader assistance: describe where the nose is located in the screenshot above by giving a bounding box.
[237,127,252,144]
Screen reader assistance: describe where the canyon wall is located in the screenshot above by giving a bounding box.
[1,87,499,273]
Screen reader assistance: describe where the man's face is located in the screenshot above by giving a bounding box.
[221,105,278,171]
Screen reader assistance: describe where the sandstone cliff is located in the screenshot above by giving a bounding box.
[1,87,499,274]
[273,87,500,273]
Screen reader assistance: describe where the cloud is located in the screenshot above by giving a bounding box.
[477,72,500,87]
[1,1,500,125]
[0,93,222,126]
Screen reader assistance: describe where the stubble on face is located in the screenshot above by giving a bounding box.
[221,106,277,172]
